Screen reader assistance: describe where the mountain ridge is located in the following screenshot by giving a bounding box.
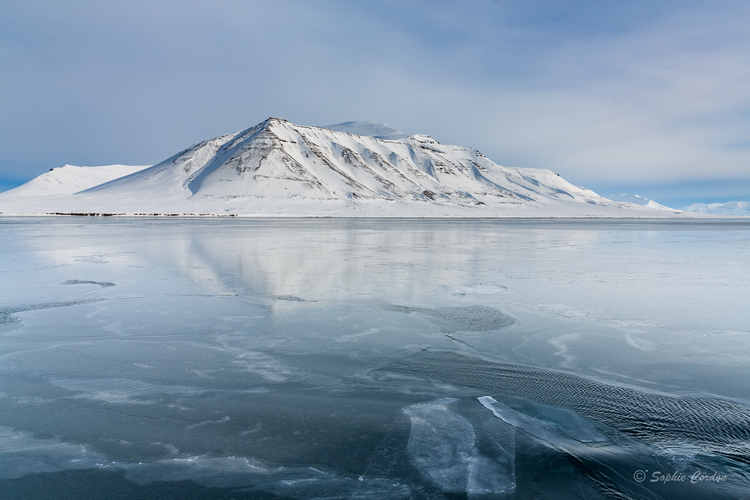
[683,201,750,215]
[0,118,692,217]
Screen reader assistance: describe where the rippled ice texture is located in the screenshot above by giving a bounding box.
[1,218,749,499]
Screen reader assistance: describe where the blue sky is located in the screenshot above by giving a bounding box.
[2,0,749,207]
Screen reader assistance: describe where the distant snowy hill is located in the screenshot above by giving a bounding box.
[683,201,750,216]
[2,164,149,197]
[0,118,687,217]
[607,193,674,210]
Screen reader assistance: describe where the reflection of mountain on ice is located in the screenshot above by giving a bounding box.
[0,118,683,217]
[29,220,605,302]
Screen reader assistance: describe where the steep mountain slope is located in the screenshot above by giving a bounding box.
[0,118,685,217]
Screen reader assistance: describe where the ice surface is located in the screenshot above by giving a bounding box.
[0,426,107,479]
[478,396,610,444]
[1,218,750,498]
[48,378,206,403]
[121,456,413,499]
[386,351,750,461]
[403,398,475,492]
[403,398,515,496]
[61,279,115,287]
[0,299,103,324]
[379,303,515,332]
[449,283,507,296]
[467,453,515,497]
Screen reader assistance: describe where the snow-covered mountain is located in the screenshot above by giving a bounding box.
[2,164,149,197]
[683,201,750,216]
[0,118,686,217]
[607,193,674,210]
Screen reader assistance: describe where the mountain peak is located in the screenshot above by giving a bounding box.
[408,134,439,144]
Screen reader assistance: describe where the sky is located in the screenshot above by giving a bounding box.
[2,0,749,207]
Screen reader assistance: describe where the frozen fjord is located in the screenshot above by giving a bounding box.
[1,218,750,499]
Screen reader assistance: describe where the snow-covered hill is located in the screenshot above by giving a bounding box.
[607,193,674,210]
[0,118,687,217]
[683,201,750,216]
[2,164,149,197]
